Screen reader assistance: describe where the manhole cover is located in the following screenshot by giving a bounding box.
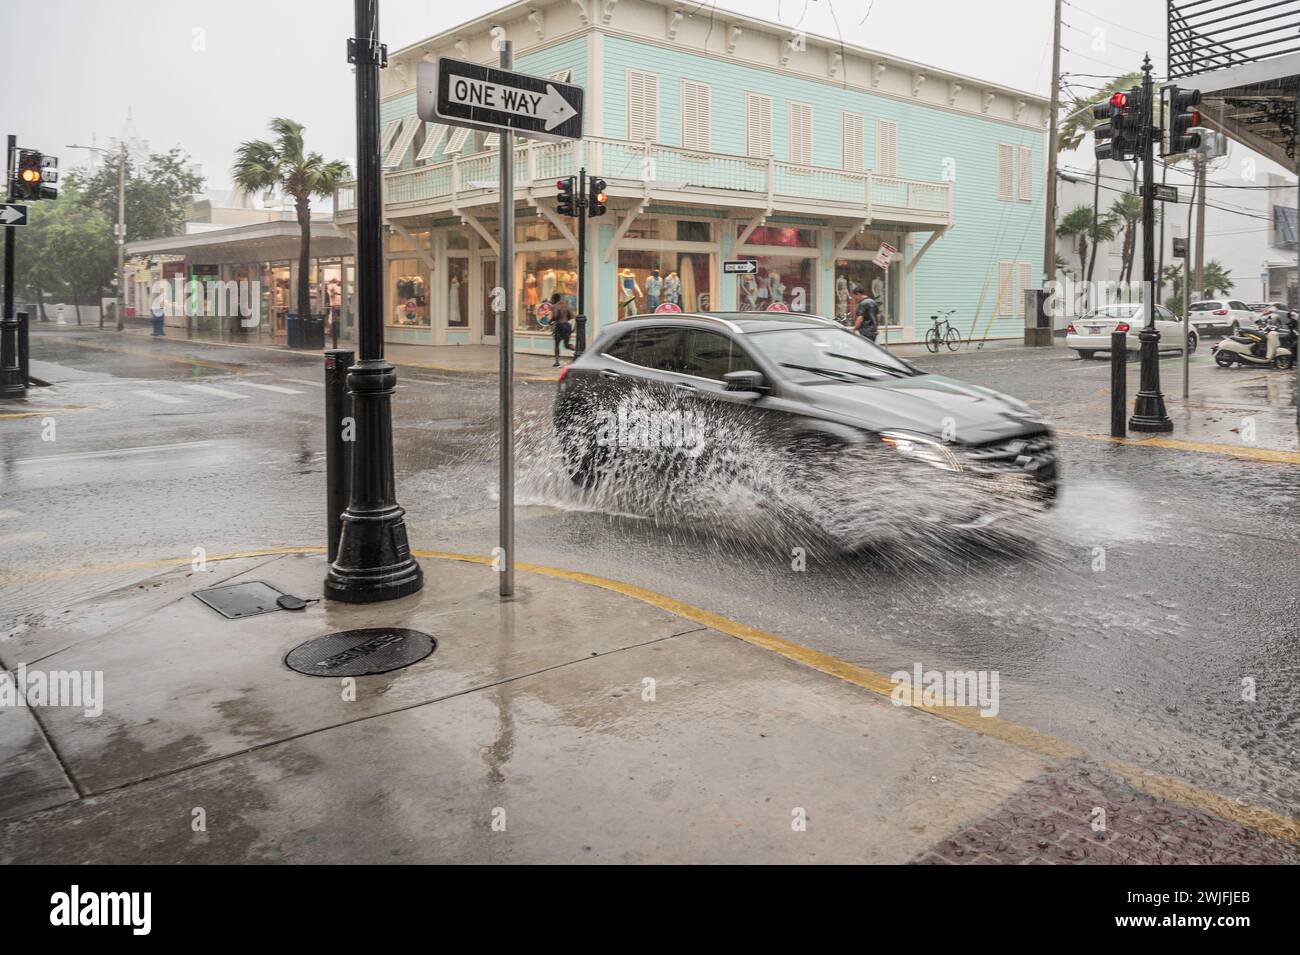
[285,628,436,677]
[193,581,287,619]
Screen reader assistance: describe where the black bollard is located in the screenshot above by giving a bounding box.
[1110,330,1127,438]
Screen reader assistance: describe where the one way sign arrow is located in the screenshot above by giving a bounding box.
[0,203,28,227]
[418,58,584,143]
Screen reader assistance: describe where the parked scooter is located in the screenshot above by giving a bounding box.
[1211,313,1297,369]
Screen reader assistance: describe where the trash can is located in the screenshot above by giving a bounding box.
[303,314,325,349]
[151,309,165,336]
[285,313,301,349]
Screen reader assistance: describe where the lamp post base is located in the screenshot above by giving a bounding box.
[1128,327,1173,433]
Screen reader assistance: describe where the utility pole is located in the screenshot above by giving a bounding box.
[1129,55,1173,433]
[324,0,424,603]
[115,139,125,330]
[1183,156,1197,400]
[1193,151,1207,301]
[1042,0,1063,290]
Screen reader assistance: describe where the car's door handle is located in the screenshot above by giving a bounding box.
[599,369,621,380]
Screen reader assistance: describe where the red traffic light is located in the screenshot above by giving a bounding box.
[556,179,567,190]
[1109,92,1128,108]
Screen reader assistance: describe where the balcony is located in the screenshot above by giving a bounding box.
[334,136,952,229]
[1169,0,1300,78]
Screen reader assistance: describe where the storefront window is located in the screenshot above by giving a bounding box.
[834,258,899,326]
[517,217,562,242]
[517,250,577,330]
[389,259,429,326]
[735,255,814,312]
[740,225,816,248]
[617,249,713,315]
[446,256,469,327]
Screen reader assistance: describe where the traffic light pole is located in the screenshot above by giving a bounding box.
[1,134,25,400]
[324,0,424,603]
[576,166,587,356]
[1129,56,1173,433]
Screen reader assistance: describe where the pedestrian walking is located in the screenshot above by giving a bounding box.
[549,293,574,366]
[853,292,879,342]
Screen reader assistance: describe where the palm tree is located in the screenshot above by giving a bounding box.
[1086,209,1119,282]
[232,118,351,329]
[1057,205,1094,275]
[1109,192,1143,284]
[1201,260,1234,298]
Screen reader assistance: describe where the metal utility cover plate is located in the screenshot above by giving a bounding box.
[285,628,437,677]
[192,581,288,619]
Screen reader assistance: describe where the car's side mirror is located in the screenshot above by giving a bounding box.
[723,369,768,397]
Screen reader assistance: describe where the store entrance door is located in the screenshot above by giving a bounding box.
[480,256,499,345]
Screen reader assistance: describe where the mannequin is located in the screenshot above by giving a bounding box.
[767,270,785,306]
[619,268,642,317]
[836,275,850,321]
[645,269,663,311]
[663,271,681,306]
[540,268,557,303]
[448,273,462,326]
[524,273,539,307]
[740,273,758,311]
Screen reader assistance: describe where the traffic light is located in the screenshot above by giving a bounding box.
[13,150,42,200]
[1165,87,1202,156]
[556,176,577,217]
[1093,93,1123,162]
[10,149,57,201]
[587,177,607,217]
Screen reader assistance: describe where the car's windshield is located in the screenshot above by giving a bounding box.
[747,327,914,380]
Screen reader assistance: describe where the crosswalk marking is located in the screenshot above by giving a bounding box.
[233,381,304,395]
[132,389,188,405]
[184,383,249,400]
[283,378,325,388]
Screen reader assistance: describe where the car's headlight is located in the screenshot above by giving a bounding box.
[879,431,964,472]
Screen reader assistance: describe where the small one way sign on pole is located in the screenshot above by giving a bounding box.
[418,57,584,142]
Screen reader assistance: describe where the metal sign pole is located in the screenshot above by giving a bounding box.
[498,40,515,599]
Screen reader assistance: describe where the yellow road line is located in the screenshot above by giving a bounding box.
[0,406,90,420]
[1059,428,1300,465]
[7,544,1299,845]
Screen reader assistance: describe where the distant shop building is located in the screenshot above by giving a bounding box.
[332,0,1049,353]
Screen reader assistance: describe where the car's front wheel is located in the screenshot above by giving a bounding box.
[1187,332,1198,353]
[558,427,607,488]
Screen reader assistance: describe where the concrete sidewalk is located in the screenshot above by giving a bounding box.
[4,549,1296,863]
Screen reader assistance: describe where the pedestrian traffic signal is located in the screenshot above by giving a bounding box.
[556,176,577,217]
[1165,87,1202,156]
[1094,89,1143,162]
[587,177,607,217]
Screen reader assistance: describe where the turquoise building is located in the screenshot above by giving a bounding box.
[335,0,1049,353]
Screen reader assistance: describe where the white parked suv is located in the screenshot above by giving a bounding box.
[1186,299,1256,336]
[1065,304,1198,359]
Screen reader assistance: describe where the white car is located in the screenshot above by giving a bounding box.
[1186,299,1256,336]
[1066,304,1198,359]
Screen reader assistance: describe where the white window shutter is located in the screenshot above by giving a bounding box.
[415,123,447,162]
[746,93,772,158]
[789,102,813,165]
[1018,146,1033,200]
[997,143,1014,200]
[842,112,864,171]
[876,118,898,176]
[997,261,1014,317]
[1018,262,1033,316]
[445,126,470,155]
[383,118,421,168]
[681,80,711,151]
[379,119,402,157]
[627,69,660,142]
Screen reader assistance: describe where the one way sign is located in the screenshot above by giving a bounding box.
[418,58,583,142]
[0,203,28,227]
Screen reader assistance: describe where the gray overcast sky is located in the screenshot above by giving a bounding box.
[0,0,1168,195]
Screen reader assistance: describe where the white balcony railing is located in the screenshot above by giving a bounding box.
[334,136,952,223]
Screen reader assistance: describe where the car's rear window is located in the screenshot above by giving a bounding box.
[1188,302,1221,311]
[1082,306,1139,319]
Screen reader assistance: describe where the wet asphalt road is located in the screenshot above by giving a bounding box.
[3,326,1298,823]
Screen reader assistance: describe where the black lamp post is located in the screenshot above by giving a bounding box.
[324,0,424,603]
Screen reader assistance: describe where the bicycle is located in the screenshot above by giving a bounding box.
[925,310,962,353]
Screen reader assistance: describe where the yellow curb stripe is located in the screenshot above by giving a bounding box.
[8,544,1300,845]
[0,405,91,420]
[1059,428,1300,465]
